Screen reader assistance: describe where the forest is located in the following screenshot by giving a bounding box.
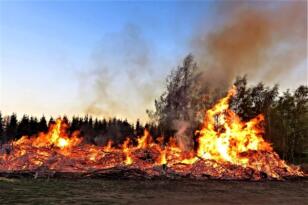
[0,55,307,164]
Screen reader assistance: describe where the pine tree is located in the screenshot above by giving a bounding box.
[38,116,48,132]
[135,119,143,136]
[17,114,30,137]
[6,113,18,141]
[48,117,55,126]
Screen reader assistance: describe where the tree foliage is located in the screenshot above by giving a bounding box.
[147,54,223,138]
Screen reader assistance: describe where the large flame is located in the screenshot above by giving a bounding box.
[0,87,303,180]
[197,86,272,166]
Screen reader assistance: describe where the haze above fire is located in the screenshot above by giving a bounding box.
[1,1,306,122]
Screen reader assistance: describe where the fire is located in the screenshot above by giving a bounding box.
[137,129,151,149]
[19,118,82,150]
[197,86,272,167]
[0,87,303,180]
[122,138,133,165]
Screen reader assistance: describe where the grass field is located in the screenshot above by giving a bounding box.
[0,178,307,205]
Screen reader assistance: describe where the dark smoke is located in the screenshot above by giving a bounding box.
[192,1,307,90]
[173,1,307,149]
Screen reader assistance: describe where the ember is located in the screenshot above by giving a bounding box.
[0,87,303,180]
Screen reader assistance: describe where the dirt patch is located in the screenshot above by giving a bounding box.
[0,179,307,205]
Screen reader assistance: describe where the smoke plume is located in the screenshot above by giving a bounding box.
[80,1,306,126]
[173,120,193,151]
[173,1,307,150]
[192,1,307,90]
[79,24,163,122]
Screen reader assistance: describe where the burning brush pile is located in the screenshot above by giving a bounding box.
[0,87,304,180]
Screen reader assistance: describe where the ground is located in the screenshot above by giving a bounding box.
[0,178,307,205]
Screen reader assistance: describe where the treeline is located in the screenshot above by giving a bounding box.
[0,55,307,163]
[0,113,162,146]
[0,114,48,143]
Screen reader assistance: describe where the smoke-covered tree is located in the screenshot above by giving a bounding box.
[147,54,199,136]
[147,54,226,145]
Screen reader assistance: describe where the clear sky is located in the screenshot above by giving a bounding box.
[0,1,306,122]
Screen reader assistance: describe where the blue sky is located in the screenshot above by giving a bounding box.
[0,1,217,121]
[0,1,306,122]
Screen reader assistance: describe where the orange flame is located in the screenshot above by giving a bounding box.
[0,86,303,180]
[197,86,272,167]
[122,138,133,165]
[15,118,82,150]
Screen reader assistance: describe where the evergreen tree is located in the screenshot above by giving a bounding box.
[17,115,30,137]
[70,116,80,132]
[29,116,39,136]
[48,117,55,126]
[6,113,18,141]
[135,119,143,136]
[38,116,48,132]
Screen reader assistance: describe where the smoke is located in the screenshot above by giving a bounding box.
[172,1,307,150]
[173,120,193,151]
[79,24,163,122]
[192,1,307,90]
[80,1,306,128]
